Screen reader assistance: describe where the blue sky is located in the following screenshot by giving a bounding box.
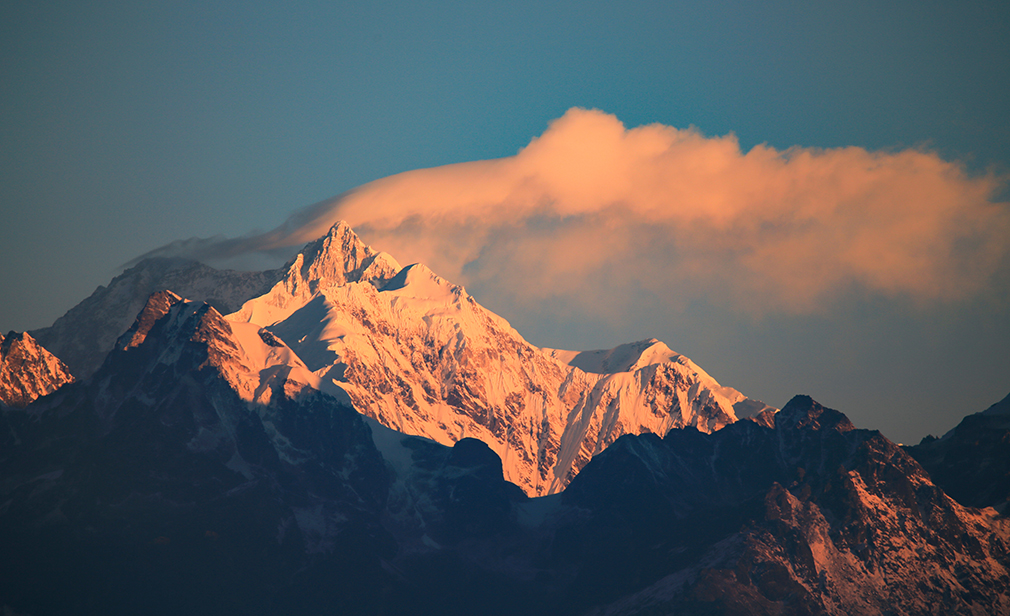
[2,1,1008,443]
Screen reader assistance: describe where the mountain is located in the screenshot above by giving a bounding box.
[229,221,772,495]
[30,257,283,380]
[3,288,1008,615]
[0,290,534,615]
[0,330,74,407]
[0,291,394,614]
[26,221,771,496]
[549,396,1010,615]
[905,392,1010,514]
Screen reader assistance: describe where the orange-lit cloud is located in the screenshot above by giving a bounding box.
[150,108,1010,318]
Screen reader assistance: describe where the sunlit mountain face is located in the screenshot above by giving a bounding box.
[2,222,1008,615]
[0,330,74,408]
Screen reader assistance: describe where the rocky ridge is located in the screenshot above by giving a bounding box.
[30,257,283,380]
[557,396,1010,615]
[905,392,1010,514]
[0,291,539,615]
[0,291,394,614]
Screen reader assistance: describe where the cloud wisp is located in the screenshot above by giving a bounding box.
[142,108,1010,319]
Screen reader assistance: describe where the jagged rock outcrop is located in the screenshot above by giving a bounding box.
[30,257,283,379]
[0,330,74,407]
[553,396,1010,616]
[230,221,772,495]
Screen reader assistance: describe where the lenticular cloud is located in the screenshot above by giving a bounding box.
[154,108,1010,317]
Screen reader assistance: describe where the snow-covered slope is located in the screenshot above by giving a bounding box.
[107,290,325,411]
[228,221,401,327]
[31,257,284,380]
[230,221,773,496]
[0,330,74,407]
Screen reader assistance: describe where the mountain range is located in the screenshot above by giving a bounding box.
[2,221,1008,615]
[27,222,772,497]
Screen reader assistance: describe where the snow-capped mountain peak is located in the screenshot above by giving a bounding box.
[547,338,688,374]
[221,221,773,495]
[296,220,401,290]
[0,330,74,407]
[7,220,1010,614]
[30,257,285,380]
[230,221,401,327]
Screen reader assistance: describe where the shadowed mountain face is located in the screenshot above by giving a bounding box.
[0,293,397,615]
[547,396,1010,615]
[3,296,1008,616]
[905,392,1010,514]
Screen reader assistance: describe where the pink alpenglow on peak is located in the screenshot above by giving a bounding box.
[228,221,774,496]
[0,330,74,407]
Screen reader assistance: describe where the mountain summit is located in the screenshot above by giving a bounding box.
[229,221,401,327]
[229,221,772,495]
[17,220,770,496]
[0,330,74,407]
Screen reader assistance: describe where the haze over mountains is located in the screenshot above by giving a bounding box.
[2,220,1008,615]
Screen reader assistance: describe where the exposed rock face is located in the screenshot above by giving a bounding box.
[0,330,74,407]
[905,392,1010,514]
[555,396,1010,616]
[31,257,283,379]
[230,221,770,495]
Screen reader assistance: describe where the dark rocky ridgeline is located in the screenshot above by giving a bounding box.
[1,292,396,616]
[346,432,544,616]
[0,291,547,616]
[549,396,1010,615]
[905,392,1010,515]
[337,394,1010,615]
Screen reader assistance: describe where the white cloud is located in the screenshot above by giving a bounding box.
[146,108,1010,319]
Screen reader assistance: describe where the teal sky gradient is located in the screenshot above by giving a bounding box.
[2,1,1008,443]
